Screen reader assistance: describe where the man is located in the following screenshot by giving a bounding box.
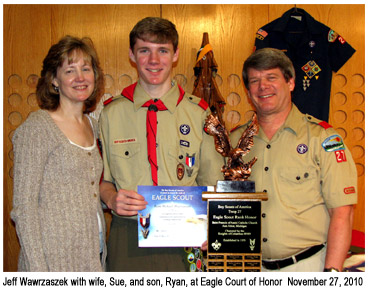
[231,48,357,272]
[99,17,223,272]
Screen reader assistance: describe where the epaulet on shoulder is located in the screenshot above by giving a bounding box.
[185,94,209,111]
[103,95,124,106]
[305,114,332,129]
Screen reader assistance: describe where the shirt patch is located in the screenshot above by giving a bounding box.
[297,144,308,154]
[338,36,346,44]
[322,135,345,152]
[180,124,191,135]
[328,29,338,42]
[180,140,190,147]
[257,29,268,38]
[335,150,347,163]
[113,138,137,144]
[344,186,356,194]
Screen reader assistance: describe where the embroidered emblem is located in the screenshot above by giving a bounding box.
[187,253,195,263]
[113,138,137,144]
[184,247,192,253]
[180,124,190,135]
[297,144,308,154]
[189,263,196,272]
[328,29,338,42]
[257,29,268,38]
[180,140,190,147]
[196,258,202,270]
[344,187,356,194]
[302,60,321,79]
[335,150,347,163]
[309,40,316,48]
[322,135,345,152]
[177,163,184,180]
[256,34,264,41]
[338,36,346,44]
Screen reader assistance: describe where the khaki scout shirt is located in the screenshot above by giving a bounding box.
[230,105,357,260]
[99,80,224,199]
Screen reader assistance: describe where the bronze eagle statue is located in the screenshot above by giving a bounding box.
[204,112,259,181]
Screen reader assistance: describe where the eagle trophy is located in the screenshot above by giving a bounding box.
[204,112,259,181]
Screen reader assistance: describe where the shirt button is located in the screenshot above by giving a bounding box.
[304,173,309,178]
[266,144,271,149]
[88,152,91,156]
[263,238,268,242]
[125,151,129,156]
[91,181,95,185]
[94,193,97,198]
[264,167,269,171]
[262,213,266,218]
[263,189,267,193]
[179,155,183,159]
[296,176,301,180]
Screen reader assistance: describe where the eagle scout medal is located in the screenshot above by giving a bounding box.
[185,153,195,177]
[138,213,151,239]
[177,163,184,180]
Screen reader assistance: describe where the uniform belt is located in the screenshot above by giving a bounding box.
[262,244,325,270]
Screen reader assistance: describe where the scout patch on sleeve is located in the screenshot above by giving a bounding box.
[256,29,268,40]
[344,187,356,194]
[328,29,339,42]
[335,150,347,163]
[322,135,345,152]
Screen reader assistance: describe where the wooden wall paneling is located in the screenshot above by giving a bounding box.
[3,4,365,272]
[3,4,53,272]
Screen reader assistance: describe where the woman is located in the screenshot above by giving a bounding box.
[11,35,106,271]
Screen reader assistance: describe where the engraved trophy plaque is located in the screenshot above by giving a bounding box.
[203,112,267,272]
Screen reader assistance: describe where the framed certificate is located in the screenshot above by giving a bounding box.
[137,185,208,247]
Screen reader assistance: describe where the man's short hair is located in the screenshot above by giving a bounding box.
[242,48,295,89]
[129,17,179,52]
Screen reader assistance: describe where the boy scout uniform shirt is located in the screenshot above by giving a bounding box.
[230,105,357,260]
[99,80,224,217]
[254,8,355,122]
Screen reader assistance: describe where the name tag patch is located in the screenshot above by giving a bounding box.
[113,138,137,144]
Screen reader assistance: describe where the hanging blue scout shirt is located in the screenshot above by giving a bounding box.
[254,8,355,122]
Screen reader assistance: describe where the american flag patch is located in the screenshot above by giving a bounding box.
[257,29,268,38]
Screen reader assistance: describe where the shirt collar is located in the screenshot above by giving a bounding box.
[280,103,305,136]
[273,8,322,35]
[124,80,184,113]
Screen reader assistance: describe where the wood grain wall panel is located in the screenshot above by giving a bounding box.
[3,4,364,271]
[3,4,52,272]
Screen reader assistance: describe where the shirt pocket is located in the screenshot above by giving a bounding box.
[110,143,141,183]
[277,167,322,213]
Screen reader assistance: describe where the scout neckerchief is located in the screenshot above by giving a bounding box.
[121,82,185,186]
[142,98,167,186]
